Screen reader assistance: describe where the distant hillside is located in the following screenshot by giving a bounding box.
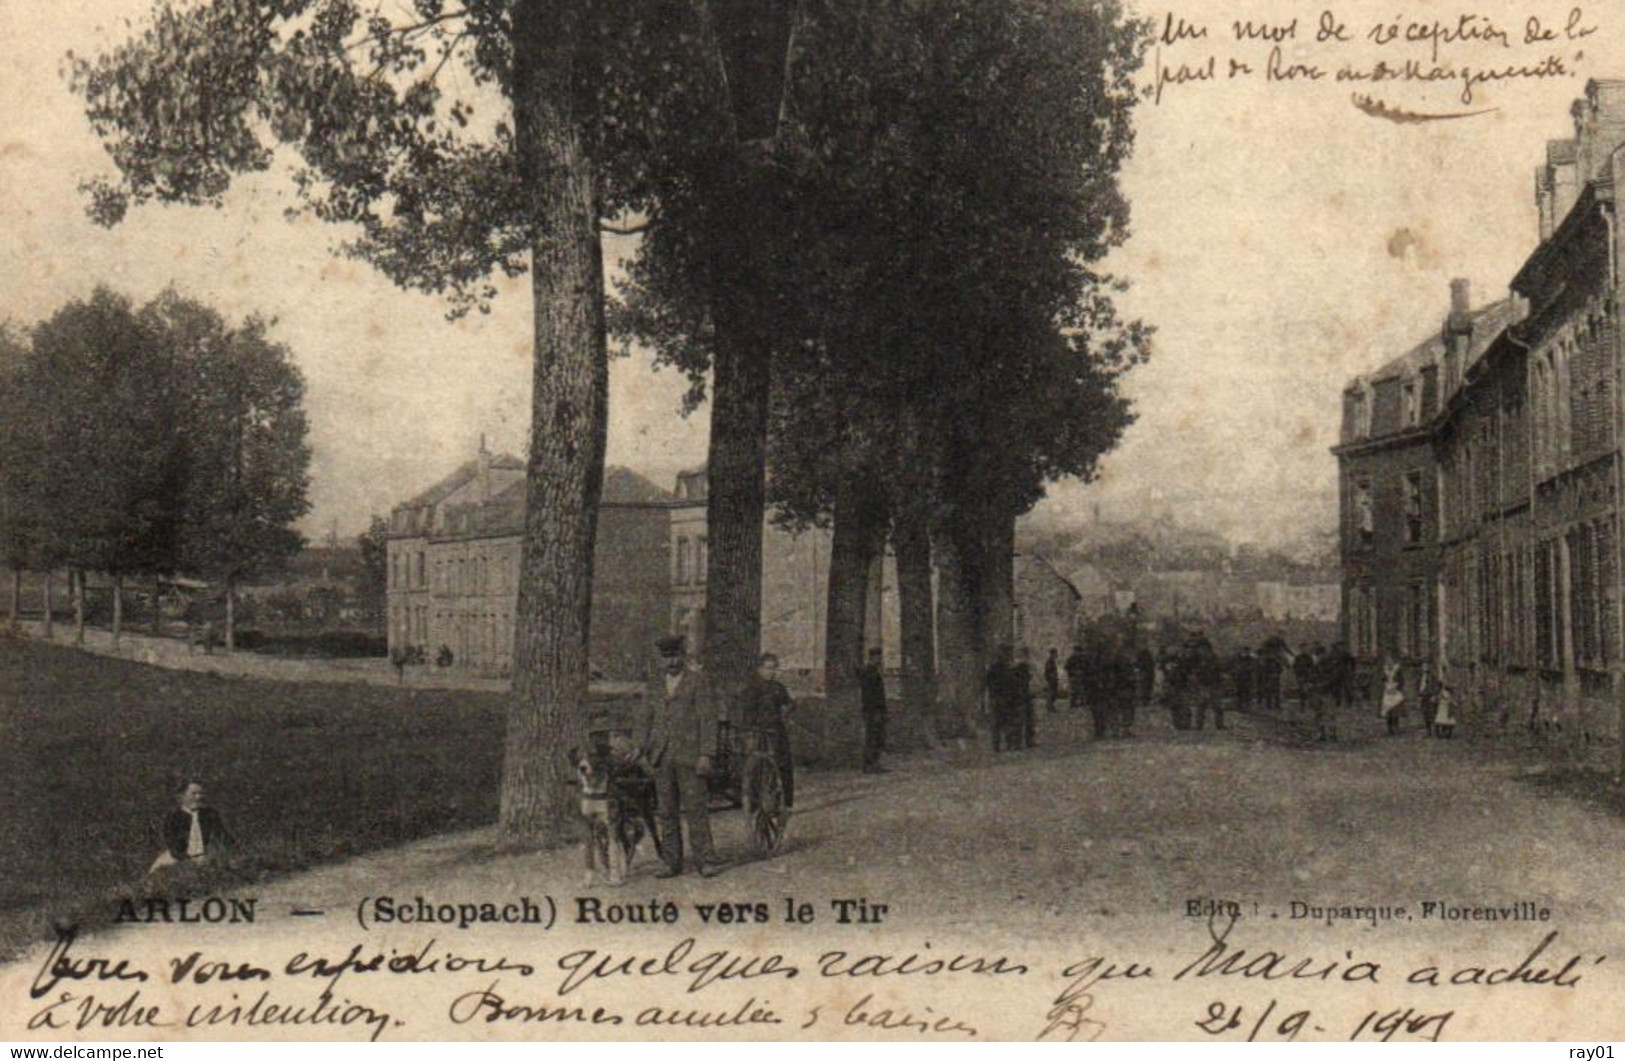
[1018,513,1335,588]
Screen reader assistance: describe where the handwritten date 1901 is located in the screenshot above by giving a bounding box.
[1198,998,1452,1042]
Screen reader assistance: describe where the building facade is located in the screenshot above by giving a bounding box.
[1336,80,1625,752]
[385,447,673,680]
[387,449,1085,685]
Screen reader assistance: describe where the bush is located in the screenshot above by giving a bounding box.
[232,629,386,658]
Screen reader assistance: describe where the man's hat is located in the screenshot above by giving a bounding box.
[656,634,686,657]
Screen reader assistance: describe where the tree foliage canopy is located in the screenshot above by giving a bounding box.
[0,287,311,586]
[616,0,1153,532]
[73,0,728,317]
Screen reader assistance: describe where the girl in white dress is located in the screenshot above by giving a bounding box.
[1433,682,1457,739]
[1380,656,1405,735]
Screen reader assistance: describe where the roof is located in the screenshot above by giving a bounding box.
[397,453,523,511]
[602,466,675,505]
[1064,562,1113,597]
[1360,298,1514,387]
[1016,552,1083,601]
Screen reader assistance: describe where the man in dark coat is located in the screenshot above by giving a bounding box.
[1292,643,1320,723]
[1187,633,1224,731]
[858,646,889,774]
[1134,644,1157,713]
[1043,648,1061,714]
[1103,633,1138,737]
[1257,636,1286,713]
[1325,641,1356,711]
[1163,646,1192,730]
[1063,643,1089,713]
[1232,646,1256,711]
[1083,637,1114,740]
[1313,643,1342,742]
[734,652,795,807]
[640,635,721,877]
[985,644,1019,751]
[1013,647,1037,747]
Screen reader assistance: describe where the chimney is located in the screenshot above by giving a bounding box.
[1575,81,1625,183]
[476,433,492,503]
[1536,166,1555,241]
[1548,139,1581,227]
[1449,278,1470,317]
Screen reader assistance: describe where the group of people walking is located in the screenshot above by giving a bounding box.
[988,625,1468,746]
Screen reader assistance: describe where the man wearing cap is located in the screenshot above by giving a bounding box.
[640,635,722,878]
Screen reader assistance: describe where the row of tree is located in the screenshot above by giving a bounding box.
[74,0,1151,846]
[0,287,312,648]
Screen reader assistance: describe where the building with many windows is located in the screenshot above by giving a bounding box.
[387,448,1090,685]
[385,444,673,680]
[1335,80,1625,753]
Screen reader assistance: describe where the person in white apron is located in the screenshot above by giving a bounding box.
[1433,682,1458,739]
[1380,656,1405,736]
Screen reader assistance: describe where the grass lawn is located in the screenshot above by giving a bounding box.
[0,634,511,957]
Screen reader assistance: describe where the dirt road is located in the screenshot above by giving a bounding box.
[7,702,1622,1041]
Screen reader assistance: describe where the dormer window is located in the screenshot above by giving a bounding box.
[1349,383,1372,439]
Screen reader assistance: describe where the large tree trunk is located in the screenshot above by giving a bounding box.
[981,510,1016,655]
[696,0,796,715]
[893,505,938,750]
[111,574,123,646]
[934,527,983,734]
[42,569,53,639]
[824,475,887,733]
[701,311,769,716]
[72,568,84,645]
[224,575,236,652]
[498,0,607,850]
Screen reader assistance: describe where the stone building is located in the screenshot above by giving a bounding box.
[1013,553,1085,657]
[1335,282,1511,669]
[385,444,674,680]
[388,449,1086,687]
[1335,80,1625,751]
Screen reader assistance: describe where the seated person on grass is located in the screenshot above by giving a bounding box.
[147,779,234,878]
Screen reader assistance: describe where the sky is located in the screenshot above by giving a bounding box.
[1,0,1619,550]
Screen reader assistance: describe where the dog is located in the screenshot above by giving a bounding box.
[569,747,650,886]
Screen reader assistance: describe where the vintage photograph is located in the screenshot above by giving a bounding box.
[3,0,1625,1043]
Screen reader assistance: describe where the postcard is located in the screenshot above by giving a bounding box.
[2,0,1624,1042]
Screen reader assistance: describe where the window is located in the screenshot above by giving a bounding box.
[1402,379,1420,427]
[1569,517,1620,670]
[676,537,691,585]
[1352,475,1374,543]
[415,551,426,588]
[1347,584,1379,660]
[1535,540,1561,669]
[1403,470,1425,543]
[696,536,708,585]
[1406,581,1430,659]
